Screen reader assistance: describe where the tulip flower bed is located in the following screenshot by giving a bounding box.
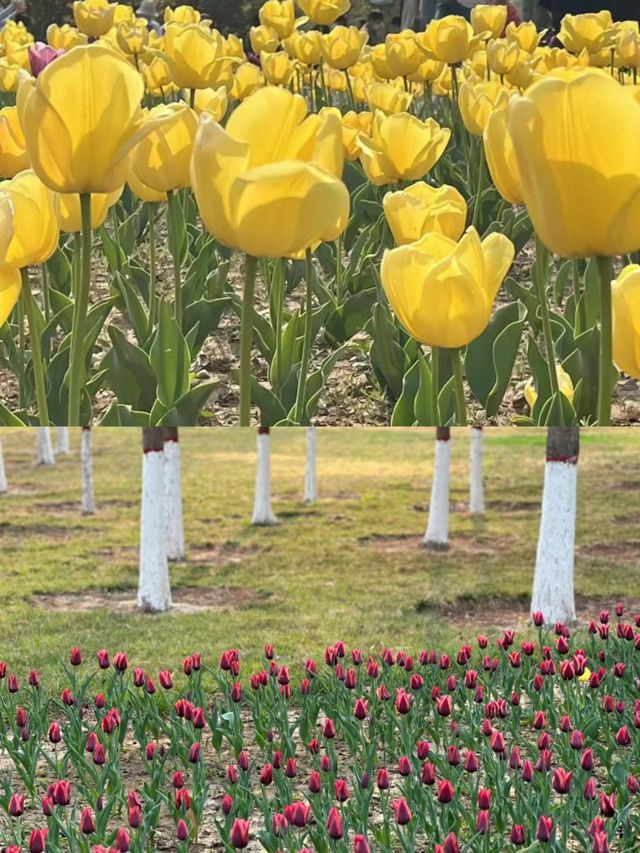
[1,3,640,426]
[1,609,640,852]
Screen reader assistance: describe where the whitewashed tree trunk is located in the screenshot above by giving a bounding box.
[0,439,7,494]
[469,426,485,515]
[304,426,317,503]
[56,427,70,455]
[80,427,95,515]
[424,428,450,550]
[138,428,171,613]
[252,427,277,526]
[164,427,185,562]
[531,427,579,625]
[36,427,55,466]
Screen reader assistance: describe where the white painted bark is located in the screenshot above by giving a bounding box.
[164,436,185,561]
[0,439,7,494]
[80,427,95,515]
[252,429,277,526]
[304,426,317,503]
[36,427,55,466]
[469,427,485,515]
[56,427,70,455]
[424,435,450,549]
[531,461,577,624]
[138,447,171,612]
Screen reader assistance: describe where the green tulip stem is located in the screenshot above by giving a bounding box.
[431,346,440,426]
[336,234,343,304]
[189,88,196,109]
[471,139,486,231]
[533,236,560,400]
[21,268,49,427]
[167,190,183,319]
[72,233,81,299]
[68,192,93,426]
[596,255,614,426]
[239,254,258,427]
[148,203,157,331]
[451,348,467,426]
[41,263,50,323]
[294,249,314,426]
[344,70,356,110]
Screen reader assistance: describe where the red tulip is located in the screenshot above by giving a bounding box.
[326,807,343,840]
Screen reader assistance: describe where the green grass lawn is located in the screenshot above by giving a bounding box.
[0,427,638,690]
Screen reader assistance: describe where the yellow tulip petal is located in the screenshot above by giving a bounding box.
[0,264,21,326]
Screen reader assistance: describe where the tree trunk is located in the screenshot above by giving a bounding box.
[56,427,70,455]
[36,427,54,466]
[424,427,450,550]
[163,427,185,562]
[0,439,7,494]
[469,427,485,515]
[304,426,317,503]
[80,427,95,515]
[138,427,171,613]
[530,427,579,625]
[252,427,277,526]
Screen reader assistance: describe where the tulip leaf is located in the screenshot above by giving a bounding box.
[413,351,433,426]
[98,402,150,426]
[538,391,576,427]
[183,297,231,355]
[102,326,157,413]
[465,301,526,418]
[553,259,574,306]
[391,359,420,426]
[250,379,288,427]
[156,381,219,427]
[325,289,377,345]
[44,248,72,296]
[301,345,348,424]
[149,301,191,411]
[0,402,26,426]
[370,302,406,400]
[111,272,149,348]
[98,225,125,273]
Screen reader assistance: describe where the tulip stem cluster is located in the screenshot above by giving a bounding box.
[67,193,93,427]
[239,254,258,427]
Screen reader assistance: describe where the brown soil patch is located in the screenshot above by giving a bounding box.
[359,532,514,557]
[578,540,640,562]
[31,585,265,614]
[613,512,640,525]
[611,480,640,491]
[0,521,100,539]
[417,594,640,632]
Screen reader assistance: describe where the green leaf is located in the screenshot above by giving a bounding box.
[183,297,231,355]
[369,302,405,400]
[390,358,420,426]
[466,301,526,418]
[149,301,190,410]
[156,381,218,426]
[0,403,27,426]
[324,289,376,345]
[413,351,433,426]
[251,380,288,426]
[99,402,150,426]
[111,272,149,348]
[102,326,157,412]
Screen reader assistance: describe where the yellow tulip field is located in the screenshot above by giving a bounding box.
[0,1,638,427]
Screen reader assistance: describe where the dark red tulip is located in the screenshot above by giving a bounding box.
[392,797,412,825]
[536,815,553,842]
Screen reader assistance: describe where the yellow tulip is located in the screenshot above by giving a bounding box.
[116,21,149,57]
[357,111,450,186]
[612,264,640,379]
[164,5,201,25]
[250,25,280,55]
[283,30,322,66]
[326,68,348,92]
[617,29,640,69]
[0,106,29,178]
[339,109,373,160]
[558,11,615,55]
[73,0,117,38]
[59,187,123,232]
[535,45,589,71]
[506,21,541,53]
[507,68,640,257]
[506,57,539,90]
[297,0,350,26]
[163,23,237,90]
[190,86,349,258]
[419,16,479,66]
[0,170,60,268]
[487,38,520,76]
[381,227,514,348]
[113,3,135,24]
[0,267,21,326]
[524,365,574,409]
[409,57,445,84]
[458,79,509,136]
[261,50,295,86]
[232,62,265,100]
[127,162,166,204]
[0,60,21,93]
[383,182,467,245]
[141,54,173,95]
[321,26,368,70]
[471,4,507,38]
[46,24,88,50]
[192,87,228,121]
[368,44,393,78]
[483,105,523,205]
[130,103,198,193]
[259,0,296,39]
[226,35,247,62]
[366,80,413,115]
[385,32,423,78]
[18,44,147,195]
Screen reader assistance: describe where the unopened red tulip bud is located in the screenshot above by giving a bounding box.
[442,833,460,853]
[80,806,95,834]
[616,726,631,746]
[538,732,551,751]
[536,815,553,843]
[9,793,25,817]
[128,806,141,829]
[600,792,616,817]
[398,756,411,776]
[177,818,189,841]
[592,831,610,853]
[353,835,371,853]
[447,745,461,766]
[133,668,145,687]
[41,795,53,817]
[145,743,156,761]
[628,775,640,794]
[93,744,106,765]
[272,812,288,836]
[227,764,239,784]
[422,761,436,785]
[308,770,321,793]
[581,748,595,771]
[552,768,572,795]
[323,719,336,739]
[70,647,82,666]
[477,787,491,810]
[521,760,533,783]
[326,807,343,840]
[392,797,412,825]
[377,768,390,790]
[29,829,47,853]
[221,794,233,815]
[437,779,454,803]
[320,754,332,772]
[476,810,489,834]
[354,698,368,720]
[584,775,596,801]
[29,670,40,688]
[113,652,128,672]
[95,693,105,709]
[96,649,109,669]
